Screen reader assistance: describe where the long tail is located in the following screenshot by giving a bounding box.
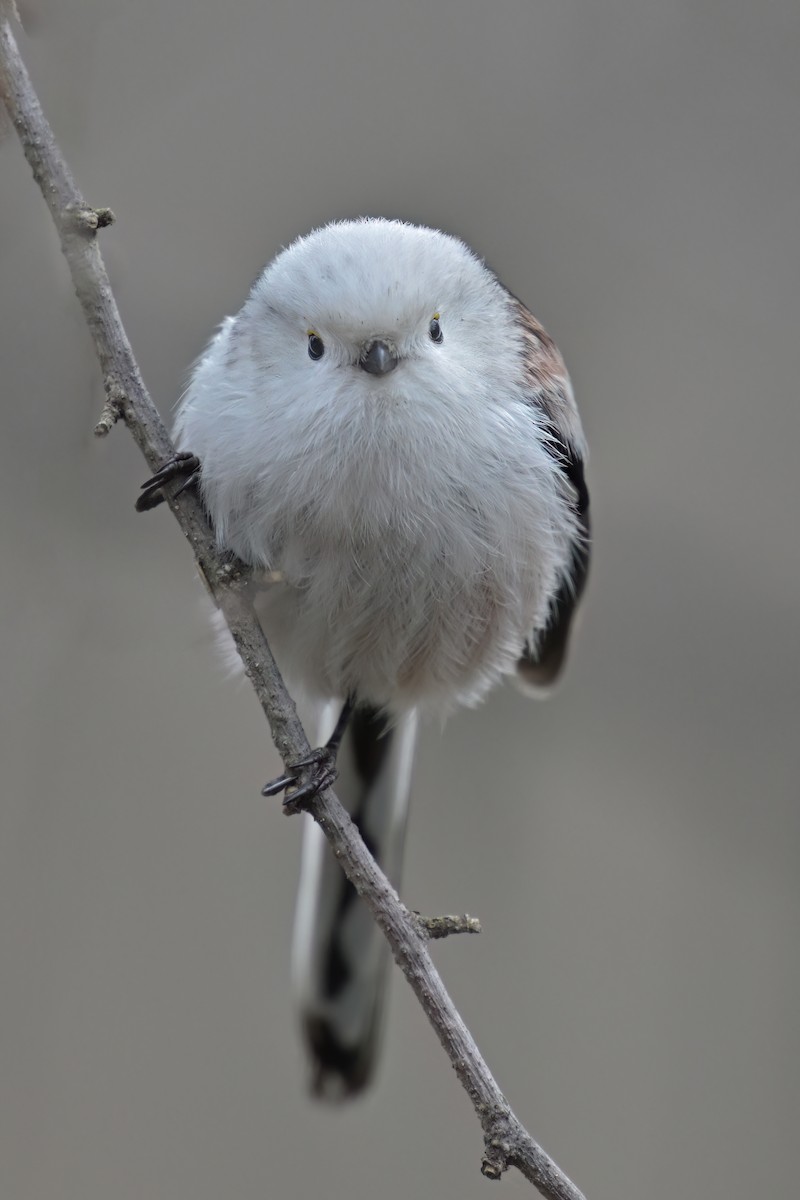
[291,703,418,1100]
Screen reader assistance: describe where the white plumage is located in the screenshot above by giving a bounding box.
[172,218,590,1096]
[176,218,585,714]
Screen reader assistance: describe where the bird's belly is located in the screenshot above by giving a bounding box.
[254,530,540,714]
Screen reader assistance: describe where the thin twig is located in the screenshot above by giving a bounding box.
[416,913,483,938]
[1,19,588,1199]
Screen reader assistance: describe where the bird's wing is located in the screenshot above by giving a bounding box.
[507,294,591,687]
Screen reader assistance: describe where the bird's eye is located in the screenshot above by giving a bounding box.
[307,332,325,361]
[429,315,443,344]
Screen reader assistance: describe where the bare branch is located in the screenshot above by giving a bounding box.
[0,20,588,1199]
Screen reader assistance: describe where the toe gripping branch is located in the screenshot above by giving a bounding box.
[262,696,355,809]
[136,452,201,512]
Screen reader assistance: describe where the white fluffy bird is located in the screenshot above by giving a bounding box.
[143,218,590,1098]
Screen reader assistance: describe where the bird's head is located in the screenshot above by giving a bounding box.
[232,218,521,412]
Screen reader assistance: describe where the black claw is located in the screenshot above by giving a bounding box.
[288,748,330,771]
[261,774,297,798]
[173,470,201,500]
[136,452,201,512]
[282,769,338,808]
[262,748,339,807]
[135,485,167,513]
[139,451,199,489]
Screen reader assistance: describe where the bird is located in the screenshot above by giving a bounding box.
[139,217,590,1099]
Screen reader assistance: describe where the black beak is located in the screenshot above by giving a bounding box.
[360,339,399,376]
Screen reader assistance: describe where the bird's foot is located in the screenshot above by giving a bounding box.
[136,451,201,512]
[262,746,339,809]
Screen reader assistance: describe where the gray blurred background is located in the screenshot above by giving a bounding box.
[2,2,798,1198]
